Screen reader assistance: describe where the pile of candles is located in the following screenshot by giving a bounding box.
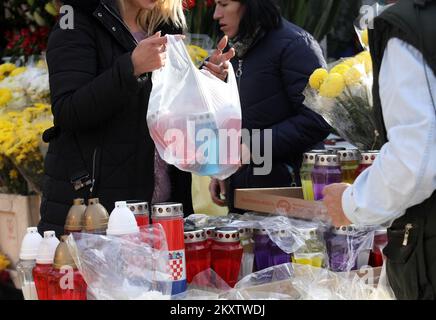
[301,149,379,201]
[16,194,388,300]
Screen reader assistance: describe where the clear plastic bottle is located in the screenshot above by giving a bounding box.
[16,227,42,300]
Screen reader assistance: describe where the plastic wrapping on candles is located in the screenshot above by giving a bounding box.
[147,35,242,180]
[223,263,395,300]
[65,225,172,300]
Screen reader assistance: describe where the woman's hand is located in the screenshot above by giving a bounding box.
[131,31,168,76]
[202,35,235,81]
[209,178,227,206]
[322,183,353,227]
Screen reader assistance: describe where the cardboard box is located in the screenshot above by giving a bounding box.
[0,194,41,267]
[234,187,328,221]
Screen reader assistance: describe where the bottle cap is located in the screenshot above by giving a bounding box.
[338,150,360,162]
[83,198,109,233]
[359,151,379,165]
[151,203,184,218]
[184,229,206,244]
[254,228,269,235]
[203,227,216,239]
[64,198,87,232]
[19,227,43,260]
[214,227,240,243]
[297,226,319,240]
[238,228,253,239]
[126,200,149,216]
[315,154,340,167]
[53,235,77,269]
[303,151,326,165]
[106,201,140,236]
[36,231,60,264]
[332,225,359,236]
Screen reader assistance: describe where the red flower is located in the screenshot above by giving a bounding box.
[183,0,196,10]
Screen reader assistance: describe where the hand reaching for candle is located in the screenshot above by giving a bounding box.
[322,183,353,227]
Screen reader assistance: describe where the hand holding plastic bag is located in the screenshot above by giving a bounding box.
[147,35,242,180]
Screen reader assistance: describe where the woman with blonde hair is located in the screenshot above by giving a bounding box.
[39,0,231,235]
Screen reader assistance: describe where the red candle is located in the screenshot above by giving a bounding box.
[184,229,211,283]
[47,236,87,300]
[211,227,243,288]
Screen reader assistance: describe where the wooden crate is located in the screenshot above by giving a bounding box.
[0,194,41,268]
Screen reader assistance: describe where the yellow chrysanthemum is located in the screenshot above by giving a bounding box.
[330,64,351,76]
[356,51,372,74]
[0,75,4,81]
[0,63,17,77]
[343,57,359,67]
[10,67,27,77]
[9,169,19,179]
[187,45,209,67]
[344,66,364,86]
[319,73,345,98]
[309,68,328,90]
[361,29,369,47]
[0,88,13,107]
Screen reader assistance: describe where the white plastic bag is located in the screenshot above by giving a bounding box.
[148,35,242,180]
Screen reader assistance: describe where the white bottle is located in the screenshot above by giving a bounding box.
[106,201,139,236]
[16,227,42,300]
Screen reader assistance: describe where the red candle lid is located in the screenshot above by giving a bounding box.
[214,227,240,243]
[184,229,206,243]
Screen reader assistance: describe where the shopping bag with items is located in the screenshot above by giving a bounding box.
[147,35,242,180]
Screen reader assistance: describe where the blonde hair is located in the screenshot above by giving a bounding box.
[118,0,187,35]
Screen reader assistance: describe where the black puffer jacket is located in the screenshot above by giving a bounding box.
[39,0,193,236]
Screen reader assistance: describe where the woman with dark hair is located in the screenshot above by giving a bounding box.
[208,0,331,211]
[39,0,232,235]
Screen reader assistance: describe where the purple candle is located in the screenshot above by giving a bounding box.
[325,225,368,272]
[268,230,291,267]
[254,229,271,271]
[311,154,342,200]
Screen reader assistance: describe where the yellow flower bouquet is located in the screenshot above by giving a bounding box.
[303,51,382,150]
[0,103,53,193]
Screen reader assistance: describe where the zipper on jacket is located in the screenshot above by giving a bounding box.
[402,223,413,246]
[236,59,243,88]
[90,148,98,196]
[102,3,138,46]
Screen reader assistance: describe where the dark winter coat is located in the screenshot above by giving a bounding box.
[39,0,193,236]
[228,19,331,211]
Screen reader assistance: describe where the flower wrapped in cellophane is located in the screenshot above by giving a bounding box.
[0,59,50,112]
[0,103,53,193]
[303,50,382,150]
[0,63,29,110]
[185,33,214,68]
